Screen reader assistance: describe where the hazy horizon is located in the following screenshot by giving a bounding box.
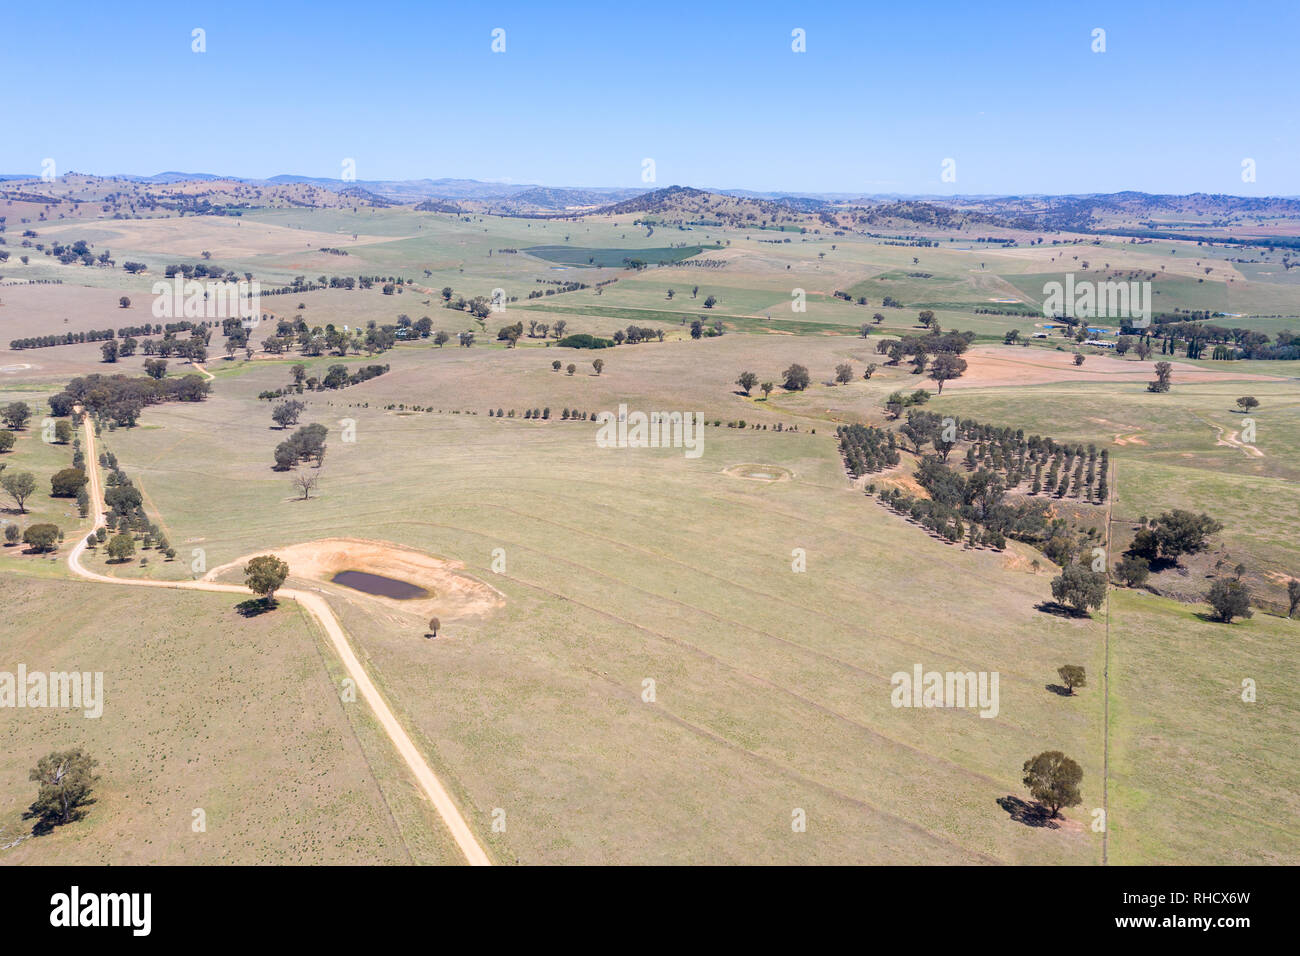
[3,169,1297,202]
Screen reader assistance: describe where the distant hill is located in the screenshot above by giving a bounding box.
[859,200,1031,232]
[338,185,396,207]
[944,192,1300,241]
[6,171,1300,243]
[413,198,465,214]
[587,186,851,231]
[130,171,227,183]
[265,176,540,202]
[506,186,646,210]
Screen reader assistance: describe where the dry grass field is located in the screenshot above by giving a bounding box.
[2,199,1296,866]
[0,576,459,864]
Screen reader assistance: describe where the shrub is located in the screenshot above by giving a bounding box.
[557,333,614,349]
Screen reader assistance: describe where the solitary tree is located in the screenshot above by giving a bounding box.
[106,532,135,562]
[1021,751,1083,819]
[782,364,810,391]
[1073,352,1086,366]
[1,401,31,430]
[1207,577,1252,623]
[292,470,320,500]
[566,364,576,376]
[862,363,878,380]
[736,371,758,395]
[1115,554,1150,588]
[760,381,774,400]
[927,353,968,394]
[50,467,87,498]
[1289,579,1300,619]
[273,442,298,471]
[1147,360,1173,393]
[428,616,441,638]
[271,400,306,429]
[1236,396,1259,412]
[245,555,290,605]
[29,749,99,826]
[1131,510,1223,564]
[1050,563,1107,616]
[834,363,853,385]
[592,358,604,375]
[2,470,37,513]
[1057,665,1087,695]
[22,523,59,553]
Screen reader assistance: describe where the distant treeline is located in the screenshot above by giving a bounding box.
[1097,228,1300,251]
[164,262,246,280]
[1141,321,1297,360]
[257,363,389,400]
[10,320,208,351]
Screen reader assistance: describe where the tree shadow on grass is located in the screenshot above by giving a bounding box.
[1045,684,1075,697]
[235,598,276,618]
[996,795,1060,829]
[1034,601,1092,620]
[1193,611,1237,624]
[22,799,96,837]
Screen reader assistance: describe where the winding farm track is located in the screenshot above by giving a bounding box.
[68,414,491,866]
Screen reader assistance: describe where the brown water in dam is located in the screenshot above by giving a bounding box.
[331,570,430,600]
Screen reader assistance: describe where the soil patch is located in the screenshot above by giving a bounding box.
[723,463,793,482]
[211,537,503,621]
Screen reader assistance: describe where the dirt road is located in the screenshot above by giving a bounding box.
[68,415,491,866]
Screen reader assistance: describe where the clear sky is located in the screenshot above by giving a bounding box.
[3,0,1296,195]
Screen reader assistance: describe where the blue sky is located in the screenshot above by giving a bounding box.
[3,0,1296,195]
